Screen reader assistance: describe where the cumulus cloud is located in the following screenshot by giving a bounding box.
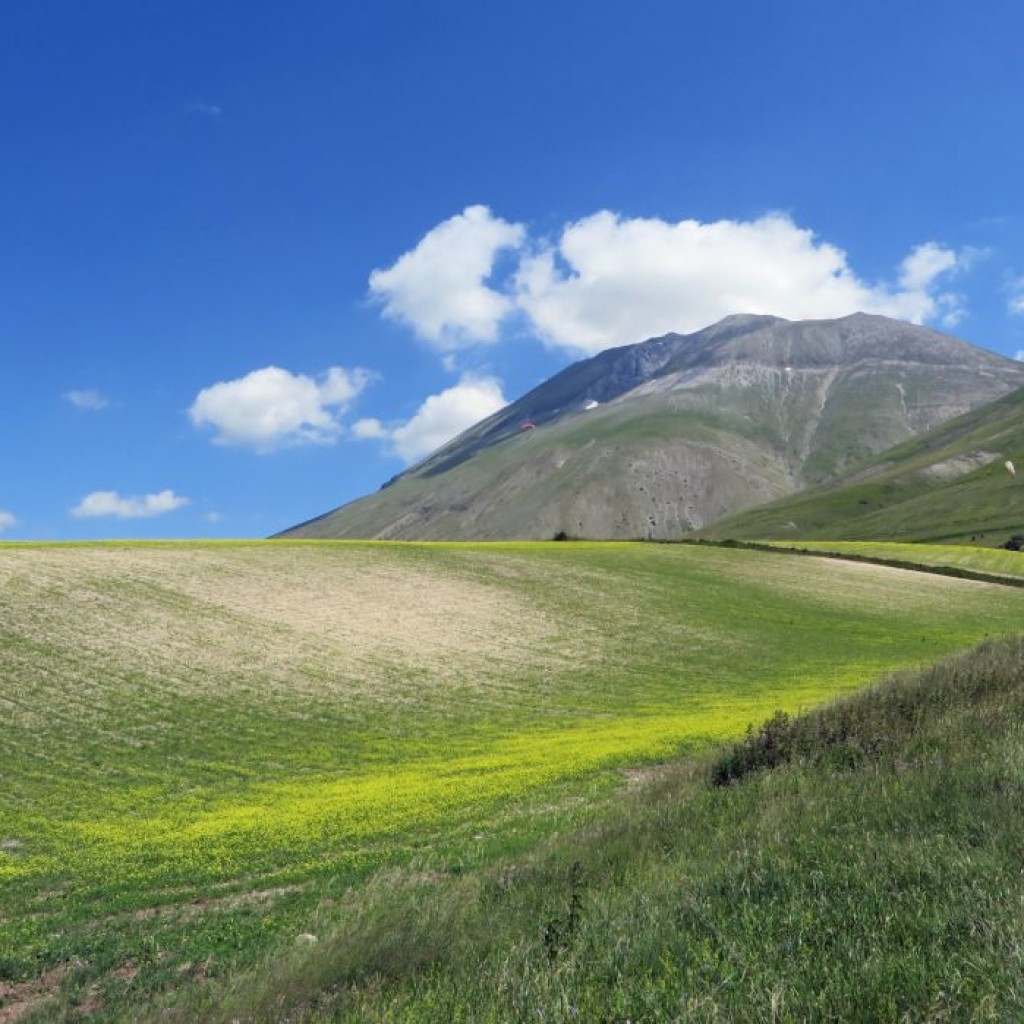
[371,208,972,355]
[71,490,189,519]
[351,417,389,440]
[897,242,958,290]
[64,389,109,410]
[0,510,16,533]
[515,212,967,353]
[898,242,967,328]
[354,375,507,463]
[189,365,373,452]
[368,205,525,350]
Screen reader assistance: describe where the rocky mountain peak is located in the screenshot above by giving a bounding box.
[278,315,1024,541]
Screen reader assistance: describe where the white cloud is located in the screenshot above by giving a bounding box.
[1015,350,1024,362]
[899,243,967,328]
[64,389,109,410]
[368,205,525,351]
[351,417,389,440]
[934,294,967,329]
[0,511,16,533]
[897,242,958,290]
[372,208,973,356]
[189,365,373,452]
[354,375,507,463]
[71,490,189,519]
[515,212,967,353]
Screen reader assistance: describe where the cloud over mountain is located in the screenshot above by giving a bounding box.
[353,374,507,463]
[371,207,969,356]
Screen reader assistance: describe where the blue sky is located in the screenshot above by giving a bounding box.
[4,0,1024,539]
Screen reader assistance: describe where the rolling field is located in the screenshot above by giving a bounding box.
[3,540,1024,1019]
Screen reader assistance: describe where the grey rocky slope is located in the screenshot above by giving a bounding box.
[278,313,1024,540]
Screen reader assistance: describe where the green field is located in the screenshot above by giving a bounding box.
[3,540,1024,1019]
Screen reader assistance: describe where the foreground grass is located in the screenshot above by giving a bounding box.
[175,635,1024,1022]
[4,541,1024,1019]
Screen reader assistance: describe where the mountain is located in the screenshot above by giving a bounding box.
[277,313,1024,541]
[699,384,1024,546]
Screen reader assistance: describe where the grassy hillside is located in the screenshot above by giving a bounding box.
[3,541,1024,1020]
[175,634,1024,1022]
[286,399,797,541]
[702,386,1024,545]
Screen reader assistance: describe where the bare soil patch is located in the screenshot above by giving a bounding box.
[0,967,66,1023]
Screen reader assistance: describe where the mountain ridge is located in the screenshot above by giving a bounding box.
[278,313,1024,541]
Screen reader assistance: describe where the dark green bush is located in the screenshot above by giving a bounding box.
[710,710,796,784]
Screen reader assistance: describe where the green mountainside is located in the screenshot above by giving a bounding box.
[700,384,1024,545]
[279,314,1024,541]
